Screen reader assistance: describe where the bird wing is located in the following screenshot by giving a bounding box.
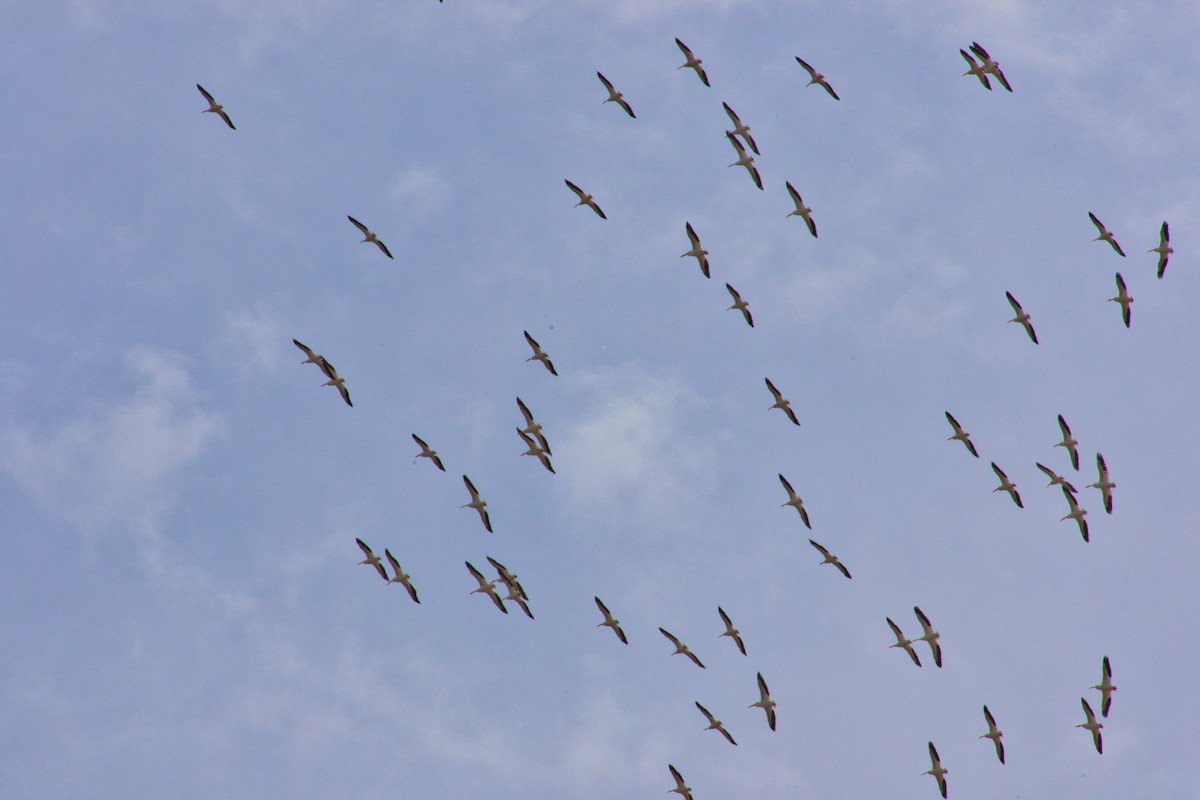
[617,97,636,118]
[983,704,996,729]
[685,650,705,668]
[725,283,741,304]
[590,201,607,220]
[196,83,216,104]
[718,606,732,629]
[217,110,236,129]
[914,606,933,633]
[969,41,992,61]
[1161,220,1170,245]
[834,560,852,580]
[347,215,369,235]
[596,71,615,93]
[748,162,763,190]
[669,764,686,790]
[723,101,741,127]
[659,627,682,648]
[523,330,540,352]
[804,212,818,237]
[887,617,906,642]
[695,701,716,724]
[993,67,1012,92]
[959,49,979,68]
[373,239,394,259]
[516,397,536,426]
[462,474,480,498]
[563,179,584,199]
[1097,452,1108,480]
[594,596,611,619]
[820,79,840,100]
[675,38,693,59]
[293,339,316,359]
[465,560,489,588]
[356,538,375,560]
[695,63,710,87]
[412,433,429,451]
[385,548,401,576]
[991,462,1009,484]
[1116,271,1127,296]
[337,383,352,407]
[928,741,942,767]
[795,56,816,78]
[809,539,831,559]
[1005,290,1023,315]
[778,473,797,499]
[726,131,747,156]
[765,377,783,402]
[543,356,558,375]
[316,357,339,381]
[1088,212,1106,235]
[369,559,387,581]
[686,221,700,248]
[783,404,800,426]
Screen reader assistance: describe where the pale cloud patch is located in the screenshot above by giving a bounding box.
[216,303,288,375]
[390,165,455,229]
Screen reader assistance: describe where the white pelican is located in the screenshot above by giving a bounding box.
[292,339,325,368]
[1006,291,1038,344]
[196,84,236,129]
[461,474,492,532]
[724,283,753,327]
[659,628,705,669]
[722,102,759,154]
[923,742,949,798]
[674,38,710,87]
[594,597,628,644]
[1108,273,1133,328]
[517,427,555,474]
[1077,697,1103,754]
[411,434,446,472]
[980,705,1005,764]
[726,133,763,190]
[356,538,387,581]
[913,606,942,668]
[347,216,394,259]
[596,71,635,118]
[765,377,800,426]
[795,56,839,99]
[319,359,353,407]
[990,462,1023,508]
[384,549,420,604]
[785,181,817,237]
[1087,453,1115,514]
[1091,656,1116,717]
[749,672,777,730]
[523,330,558,376]
[486,556,528,602]
[465,561,507,614]
[500,582,534,619]
[886,617,922,667]
[1060,486,1089,542]
[695,702,737,745]
[944,412,980,458]
[1151,221,1173,278]
[1036,462,1078,494]
[717,606,747,655]
[968,42,1012,92]
[777,474,811,529]
[1089,212,1126,257]
[564,179,606,219]
[1055,414,1080,470]
[809,539,851,579]
[516,397,552,454]
[960,49,992,90]
[668,765,694,800]
[680,222,711,278]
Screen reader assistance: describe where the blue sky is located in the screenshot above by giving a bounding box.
[3,1,1199,797]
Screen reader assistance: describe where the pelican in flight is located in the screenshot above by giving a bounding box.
[777,474,811,529]
[1151,221,1173,278]
[411,434,446,471]
[749,672,777,730]
[674,38,710,87]
[384,549,420,604]
[319,359,353,407]
[913,606,942,668]
[1060,486,1089,542]
[1089,212,1126,257]
[722,102,759,154]
[1091,656,1116,717]
[717,606,747,655]
[795,56,839,99]
[564,179,606,219]
[1036,462,1078,494]
[886,617,922,666]
[1108,273,1133,328]
[1055,414,1081,470]
[923,742,949,798]
[523,330,558,375]
[724,283,753,327]
[968,41,1012,91]
[659,628,705,669]
[765,377,800,426]
[486,556,528,602]
[356,538,387,581]
[809,539,851,579]
[596,71,635,118]
[517,427,555,474]
[1077,698,1104,754]
[461,474,492,532]
[785,181,817,237]
[594,597,628,644]
[465,561,507,614]
[196,84,236,129]
[695,702,737,745]
[347,216,394,259]
[980,705,1005,764]
[1087,453,1115,514]
[681,222,711,278]
[1006,291,1038,344]
[726,132,763,190]
[668,765,694,800]
[292,339,326,369]
[990,462,1023,508]
[960,49,992,90]
[516,397,552,455]
[944,412,979,458]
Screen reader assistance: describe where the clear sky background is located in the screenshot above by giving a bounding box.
[2,1,1199,797]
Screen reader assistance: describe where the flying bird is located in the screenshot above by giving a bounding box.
[960,49,992,90]
[726,132,763,190]
[722,102,759,154]
[1089,212,1126,257]
[990,462,1023,508]
[777,474,811,529]
[1036,462,1078,494]
[196,84,236,129]
[913,606,943,668]
[516,397,552,455]
[1150,221,1173,278]
[347,216,394,259]
[499,582,534,619]
[968,41,1012,91]
[1005,291,1038,344]
[517,427,555,474]
[674,38,710,87]
[596,71,635,118]
[749,672,777,730]
[944,412,980,458]
[1091,656,1116,717]
[564,179,606,219]
[1088,453,1115,514]
[923,742,949,798]
[886,617,922,667]
[724,283,753,327]
[384,549,420,604]
[795,56,839,99]
[594,597,627,644]
[808,539,851,579]
[292,339,326,369]
[319,359,353,407]
[667,765,694,800]
[486,556,528,602]
[659,628,705,669]
[765,377,800,426]
[465,561,507,614]
[1077,698,1104,754]
[681,222,711,278]
[411,434,446,471]
[785,181,817,237]
[1060,486,1089,542]
[695,702,737,745]
[717,606,747,656]
[1108,273,1133,328]
[356,538,387,581]
[980,705,1005,764]
[461,474,492,532]
[1055,414,1081,470]
[523,330,558,376]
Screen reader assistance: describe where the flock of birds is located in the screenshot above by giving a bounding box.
[192,25,1168,798]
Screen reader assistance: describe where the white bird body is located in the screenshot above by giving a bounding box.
[196,84,236,129]
[944,411,979,458]
[968,42,1012,91]
[717,606,746,655]
[659,628,705,669]
[356,538,387,581]
[1150,221,1173,278]
[465,561,507,614]
[749,672,777,730]
[886,617,922,667]
[461,474,493,532]
[923,742,949,798]
[1055,414,1081,470]
[1060,486,1090,542]
[1088,453,1115,514]
[785,181,817,237]
[1006,291,1038,344]
[1109,272,1133,328]
[1091,656,1116,716]
[384,549,420,603]
[695,702,737,745]
[347,215,394,259]
[516,397,552,454]
[960,49,992,89]
[809,539,851,579]
[913,606,942,668]
[681,222,710,278]
[795,56,839,99]
[1077,698,1104,753]
[523,330,558,376]
[777,473,811,528]
[411,434,446,471]
[726,133,763,190]
[675,38,710,87]
[722,102,759,154]
[596,71,635,118]
[980,705,1005,764]
[991,462,1023,508]
[564,179,607,219]
[724,283,753,327]
[668,765,694,800]
[594,597,627,644]
[1089,212,1126,257]
[765,378,800,426]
